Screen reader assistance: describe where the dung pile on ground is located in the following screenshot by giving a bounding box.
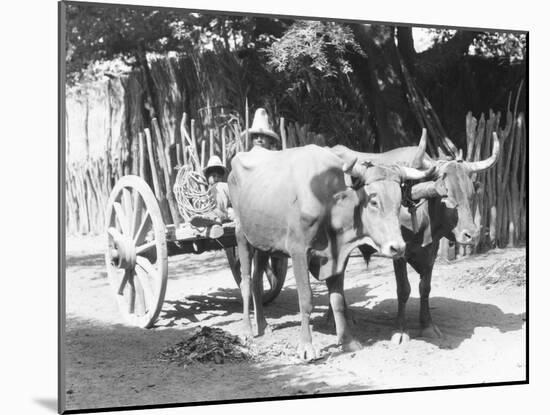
[464,255,526,287]
[159,326,250,365]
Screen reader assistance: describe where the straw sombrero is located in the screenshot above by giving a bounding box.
[241,108,280,142]
[203,155,227,177]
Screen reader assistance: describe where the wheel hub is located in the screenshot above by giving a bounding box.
[107,227,136,270]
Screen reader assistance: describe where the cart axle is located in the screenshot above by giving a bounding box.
[107,227,137,270]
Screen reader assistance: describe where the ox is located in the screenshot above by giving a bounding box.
[332,130,500,343]
[228,144,434,360]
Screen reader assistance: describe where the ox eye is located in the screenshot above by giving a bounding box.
[369,199,379,208]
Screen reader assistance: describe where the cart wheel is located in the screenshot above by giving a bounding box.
[225,247,288,305]
[105,175,168,328]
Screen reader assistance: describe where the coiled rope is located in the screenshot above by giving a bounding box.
[173,165,216,221]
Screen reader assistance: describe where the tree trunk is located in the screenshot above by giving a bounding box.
[349,24,420,150]
[397,26,416,75]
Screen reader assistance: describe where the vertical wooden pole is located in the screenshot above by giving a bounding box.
[201,141,206,171]
[144,128,163,199]
[245,97,250,151]
[236,123,242,153]
[191,118,199,168]
[191,119,197,151]
[518,114,526,241]
[489,206,497,247]
[176,143,182,167]
[138,132,146,180]
[152,118,172,178]
[465,112,476,161]
[209,129,214,158]
[280,117,287,150]
[180,113,187,166]
[221,126,227,166]
[152,121,179,226]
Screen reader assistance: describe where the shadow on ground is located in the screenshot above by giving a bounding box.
[168,252,230,279]
[66,253,105,268]
[311,294,525,350]
[157,279,525,351]
[62,315,371,412]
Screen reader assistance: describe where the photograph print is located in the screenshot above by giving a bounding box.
[60,0,527,412]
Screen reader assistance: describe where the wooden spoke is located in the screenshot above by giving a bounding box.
[135,240,156,255]
[122,187,133,235]
[117,268,132,295]
[134,273,147,316]
[136,256,158,282]
[127,272,136,314]
[133,213,152,245]
[135,267,155,307]
[113,202,130,236]
[131,191,142,238]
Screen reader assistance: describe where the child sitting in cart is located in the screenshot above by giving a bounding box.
[190,108,280,237]
[189,155,232,238]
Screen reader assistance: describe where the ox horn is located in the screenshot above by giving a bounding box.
[399,165,436,181]
[411,128,427,168]
[342,155,369,177]
[342,156,358,174]
[464,132,500,173]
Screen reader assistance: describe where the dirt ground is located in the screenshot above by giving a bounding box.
[63,235,526,411]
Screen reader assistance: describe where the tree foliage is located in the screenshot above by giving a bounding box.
[469,32,526,62]
[264,21,362,79]
[65,2,526,152]
[66,5,179,81]
[423,28,526,62]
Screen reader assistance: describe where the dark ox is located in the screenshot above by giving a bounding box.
[228,144,434,360]
[332,130,500,342]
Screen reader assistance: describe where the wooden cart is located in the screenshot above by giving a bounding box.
[104,174,288,328]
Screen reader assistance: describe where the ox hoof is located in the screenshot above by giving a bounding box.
[391,331,410,345]
[420,325,442,339]
[297,343,318,362]
[255,323,273,337]
[241,323,254,340]
[343,339,362,353]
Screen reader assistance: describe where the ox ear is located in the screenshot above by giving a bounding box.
[331,189,361,231]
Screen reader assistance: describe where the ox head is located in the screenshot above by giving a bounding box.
[332,157,435,258]
[427,132,500,245]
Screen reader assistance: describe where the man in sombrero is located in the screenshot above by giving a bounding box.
[244,107,281,150]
